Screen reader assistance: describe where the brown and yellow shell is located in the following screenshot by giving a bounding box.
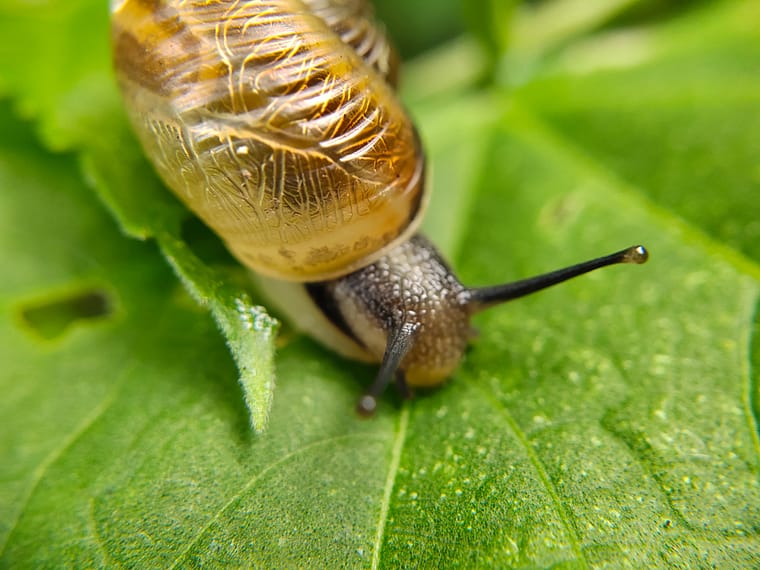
[111,0,426,281]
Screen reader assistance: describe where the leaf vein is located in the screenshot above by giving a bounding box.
[477,386,590,569]
[88,498,120,568]
[0,377,124,556]
[167,433,387,568]
[743,294,760,462]
[371,404,409,570]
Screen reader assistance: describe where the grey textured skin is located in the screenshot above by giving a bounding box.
[310,234,474,388]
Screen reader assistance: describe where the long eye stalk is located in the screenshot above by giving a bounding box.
[357,242,648,415]
[468,245,648,311]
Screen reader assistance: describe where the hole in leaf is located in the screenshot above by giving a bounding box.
[19,289,113,340]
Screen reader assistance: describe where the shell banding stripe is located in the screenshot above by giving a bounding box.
[112,0,426,282]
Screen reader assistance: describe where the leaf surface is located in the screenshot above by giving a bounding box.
[1,0,759,567]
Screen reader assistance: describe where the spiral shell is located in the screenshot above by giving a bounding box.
[112,0,426,281]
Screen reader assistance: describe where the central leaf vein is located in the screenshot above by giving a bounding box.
[371,404,409,570]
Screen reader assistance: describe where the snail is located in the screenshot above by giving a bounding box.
[111,0,648,415]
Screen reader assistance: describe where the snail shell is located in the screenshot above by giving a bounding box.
[111,0,426,281]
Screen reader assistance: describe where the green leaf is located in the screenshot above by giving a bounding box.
[2,0,759,567]
[514,0,760,263]
[374,0,465,58]
[0,0,277,431]
[511,0,644,56]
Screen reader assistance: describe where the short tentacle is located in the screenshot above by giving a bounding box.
[356,321,420,416]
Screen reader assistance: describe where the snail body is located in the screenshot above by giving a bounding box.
[112,0,647,414]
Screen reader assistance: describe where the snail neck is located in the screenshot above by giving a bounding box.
[306,235,472,405]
